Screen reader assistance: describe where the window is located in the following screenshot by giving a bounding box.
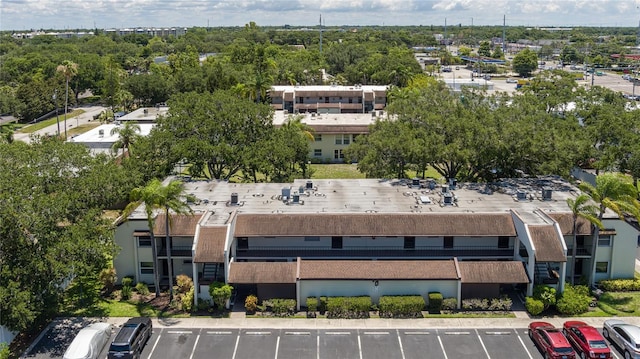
[335,136,342,145]
[498,236,509,249]
[598,235,611,247]
[238,237,248,250]
[305,236,320,242]
[348,97,353,104]
[183,259,192,264]
[334,149,344,159]
[343,135,350,145]
[137,236,152,247]
[444,236,454,248]
[314,149,322,157]
[315,134,322,142]
[595,262,609,273]
[325,97,329,103]
[404,236,415,249]
[298,97,304,104]
[332,236,343,249]
[140,262,154,275]
[576,235,585,247]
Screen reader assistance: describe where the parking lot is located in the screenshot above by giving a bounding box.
[24,322,566,359]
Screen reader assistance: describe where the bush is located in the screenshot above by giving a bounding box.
[121,276,134,288]
[533,285,557,309]
[462,298,489,311]
[442,298,458,311]
[265,299,296,316]
[319,296,328,313]
[121,285,132,301]
[245,294,258,313]
[306,297,318,312]
[98,267,117,293]
[488,297,512,311]
[209,282,233,309]
[599,278,640,292]
[326,296,372,319]
[175,275,194,294]
[379,296,425,318]
[557,285,591,315]
[428,292,443,314]
[0,342,9,359]
[182,287,195,312]
[525,297,544,316]
[135,282,150,296]
[197,298,211,311]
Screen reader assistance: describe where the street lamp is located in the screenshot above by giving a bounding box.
[52,90,60,137]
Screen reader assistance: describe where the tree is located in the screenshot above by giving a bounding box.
[579,173,640,285]
[478,41,491,57]
[566,194,602,285]
[512,49,538,77]
[124,179,193,300]
[56,60,78,140]
[110,121,141,158]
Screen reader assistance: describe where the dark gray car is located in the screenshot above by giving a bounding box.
[107,317,152,359]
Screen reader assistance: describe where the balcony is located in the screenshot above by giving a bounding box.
[158,246,192,257]
[519,246,591,258]
[235,246,514,259]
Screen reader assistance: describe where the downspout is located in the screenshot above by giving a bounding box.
[453,257,462,310]
[296,257,301,312]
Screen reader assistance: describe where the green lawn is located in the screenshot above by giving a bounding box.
[18,109,85,134]
[595,291,640,316]
[310,164,366,179]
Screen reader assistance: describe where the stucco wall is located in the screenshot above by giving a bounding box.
[0,325,16,347]
[597,219,638,281]
[114,219,149,284]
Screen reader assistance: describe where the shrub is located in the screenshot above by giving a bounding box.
[267,299,296,316]
[525,297,544,316]
[319,296,328,313]
[135,282,150,296]
[462,298,489,311]
[488,297,512,311]
[428,292,443,314]
[0,342,9,359]
[121,285,132,301]
[121,276,134,288]
[175,275,194,294]
[209,282,233,309]
[379,296,425,318]
[306,297,318,312]
[442,298,458,311]
[182,287,195,312]
[245,294,258,313]
[533,285,556,309]
[98,267,117,293]
[557,285,591,315]
[197,298,211,311]
[598,278,640,292]
[326,296,372,319]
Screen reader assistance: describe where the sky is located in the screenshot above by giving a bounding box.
[2,0,640,31]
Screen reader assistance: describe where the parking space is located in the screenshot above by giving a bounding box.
[26,323,565,359]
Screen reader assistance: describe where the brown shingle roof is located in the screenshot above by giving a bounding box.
[234,213,516,237]
[529,225,566,262]
[228,262,297,284]
[458,261,529,284]
[194,226,227,263]
[153,212,204,236]
[548,212,593,235]
[299,260,459,280]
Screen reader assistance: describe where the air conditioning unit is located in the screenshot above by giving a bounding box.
[281,187,291,201]
[516,189,527,201]
[449,178,458,188]
[292,192,300,204]
[542,187,553,200]
[306,181,313,189]
[98,129,104,138]
[441,184,449,193]
[230,192,239,205]
[411,178,420,188]
[443,192,454,205]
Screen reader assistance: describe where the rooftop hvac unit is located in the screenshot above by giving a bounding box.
[299,185,305,194]
[411,178,420,188]
[449,178,458,188]
[428,180,436,190]
[292,192,300,203]
[378,110,384,116]
[443,192,454,205]
[98,129,104,137]
[371,111,376,117]
[441,184,449,193]
[282,187,291,200]
[143,108,148,114]
[230,192,239,205]
[516,189,527,201]
[306,181,313,189]
[542,187,553,200]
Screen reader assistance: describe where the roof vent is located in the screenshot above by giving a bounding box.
[98,129,104,138]
[542,187,553,200]
[516,189,527,201]
[292,192,300,203]
[448,178,458,189]
[443,192,454,205]
[281,187,291,201]
[306,181,313,190]
[230,192,239,205]
[441,184,449,193]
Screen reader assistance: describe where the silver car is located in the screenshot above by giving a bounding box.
[63,322,113,359]
[603,319,640,359]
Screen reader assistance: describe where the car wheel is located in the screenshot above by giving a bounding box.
[603,328,609,338]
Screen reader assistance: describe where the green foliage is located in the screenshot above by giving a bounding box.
[209,282,233,309]
[0,342,9,359]
[175,274,193,294]
[428,292,443,314]
[263,298,296,316]
[319,296,328,313]
[197,298,211,311]
[326,296,372,319]
[182,287,195,312]
[556,285,591,315]
[525,297,545,316]
[462,298,489,311]
[135,282,149,296]
[533,285,557,309]
[442,298,458,311]
[99,267,117,293]
[120,285,132,301]
[599,278,640,291]
[121,277,134,288]
[512,48,538,77]
[245,294,258,313]
[306,297,318,312]
[378,295,425,318]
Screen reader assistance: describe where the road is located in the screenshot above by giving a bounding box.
[13,106,105,144]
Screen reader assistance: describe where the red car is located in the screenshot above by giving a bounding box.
[529,321,576,359]
[563,321,611,359]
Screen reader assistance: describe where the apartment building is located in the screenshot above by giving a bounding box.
[269,85,388,114]
[113,177,639,309]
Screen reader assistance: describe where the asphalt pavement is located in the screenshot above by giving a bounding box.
[13,106,105,144]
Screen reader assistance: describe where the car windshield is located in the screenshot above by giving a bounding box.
[110,344,130,352]
[555,347,574,354]
[588,340,608,349]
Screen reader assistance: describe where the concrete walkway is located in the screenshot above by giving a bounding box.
[13,106,105,144]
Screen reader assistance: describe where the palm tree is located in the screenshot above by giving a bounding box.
[110,121,141,158]
[124,179,193,299]
[579,173,640,286]
[56,60,78,140]
[566,194,602,285]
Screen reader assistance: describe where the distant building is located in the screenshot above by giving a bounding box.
[103,27,186,37]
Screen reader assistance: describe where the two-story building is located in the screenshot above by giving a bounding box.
[269,85,387,114]
[113,177,639,309]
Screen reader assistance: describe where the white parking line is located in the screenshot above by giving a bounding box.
[274,335,280,359]
[514,329,533,359]
[246,331,272,335]
[188,334,200,359]
[404,331,430,335]
[146,334,161,359]
[396,329,406,359]
[444,331,470,335]
[358,333,363,359]
[363,331,389,335]
[285,331,310,335]
[167,330,193,334]
[611,349,621,359]
[437,334,449,359]
[231,332,240,359]
[206,331,232,335]
[475,329,491,359]
[326,331,350,335]
[316,334,320,359]
[485,331,511,335]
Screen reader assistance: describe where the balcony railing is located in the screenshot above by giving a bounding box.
[235,246,514,259]
[519,247,591,258]
[158,246,192,257]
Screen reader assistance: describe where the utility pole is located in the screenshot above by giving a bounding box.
[444,18,447,53]
[502,15,506,54]
[319,14,323,54]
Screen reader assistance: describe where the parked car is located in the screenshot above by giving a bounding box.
[506,78,518,83]
[603,319,640,359]
[107,317,152,359]
[442,67,452,72]
[563,321,611,359]
[529,321,576,359]
[63,322,113,359]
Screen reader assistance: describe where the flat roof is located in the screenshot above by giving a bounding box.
[69,123,154,144]
[272,111,383,127]
[271,85,388,93]
[118,106,169,122]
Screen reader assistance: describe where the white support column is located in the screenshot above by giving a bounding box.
[558,262,566,293]
[457,280,462,310]
[527,257,535,296]
[192,261,198,309]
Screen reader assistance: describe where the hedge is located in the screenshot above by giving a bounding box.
[319,296,328,313]
[326,296,372,319]
[379,295,425,318]
[263,298,297,316]
[556,285,591,315]
[442,298,458,311]
[598,278,640,292]
[428,292,443,314]
[306,297,318,312]
[525,297,544,316]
